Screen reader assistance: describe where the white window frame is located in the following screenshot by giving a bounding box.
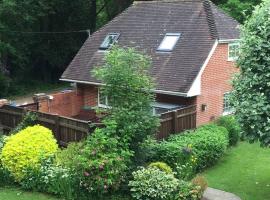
[228,42,240,61]
[157,33,181,52]
[100,33,120,50]
[98,88,111,108]
[223,92,233,116]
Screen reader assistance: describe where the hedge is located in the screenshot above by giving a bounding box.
[147,124,229,171]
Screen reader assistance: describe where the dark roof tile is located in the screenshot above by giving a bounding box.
[61,0,240,93]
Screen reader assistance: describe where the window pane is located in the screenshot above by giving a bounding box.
[100,33,119,49]
[158,33,181,51]
[228,43,240,60]
[223,93,232,113]
[99,92,107,105]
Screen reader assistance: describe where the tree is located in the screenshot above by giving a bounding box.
[220,0,262,23]
[231,0,270,146]
[93,46,159,150]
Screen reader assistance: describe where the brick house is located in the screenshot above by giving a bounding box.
[60,0,240,126]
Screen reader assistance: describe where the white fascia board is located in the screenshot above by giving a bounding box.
[153,89,187,97]
[61,78,188,97]
[218,39,240,43]
[187,39,219,97]
[60,78,104,86]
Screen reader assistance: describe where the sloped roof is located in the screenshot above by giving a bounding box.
[61,0,240,94]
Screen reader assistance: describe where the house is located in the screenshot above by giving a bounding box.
[60,0,240,126]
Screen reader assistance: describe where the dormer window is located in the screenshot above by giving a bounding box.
[100,33,120,50]
[157,33,181,52]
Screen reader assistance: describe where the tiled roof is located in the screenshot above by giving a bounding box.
[61,0,240,94]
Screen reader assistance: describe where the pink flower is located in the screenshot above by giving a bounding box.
[84,171,90,177]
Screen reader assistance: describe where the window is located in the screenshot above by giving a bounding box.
[152,102,182,116]
[157,33,181,52]
[223,92,233,115]
[98,89,110,108]
[100,33,120,50]
[228,42,240,61]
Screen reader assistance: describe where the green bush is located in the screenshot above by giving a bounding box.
[148,162,173,174]
[74,128,132,195]
[146,124,229,172]
[215,115,241,146]
[129,167,179,200]
[1,125,58,181]
[0,135,14,186]
[174,180,203,200]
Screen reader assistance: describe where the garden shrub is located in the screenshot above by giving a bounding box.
[129,167,179,200]
[0,135,14,186]
[146,124,229,172]
[148,162,173,174]
[56,141,84,168]
[215,115,241,146]
[74,127,133,195]
[191,175,208,192]
[1,125,58,181]
[174,180,203,200]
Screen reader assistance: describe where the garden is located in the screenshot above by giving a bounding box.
[0,47,243,200]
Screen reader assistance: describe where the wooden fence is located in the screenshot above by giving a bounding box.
[18,102,39,111]
[0,104,197,146]
[0,105,96,147]
[157,105,197,139]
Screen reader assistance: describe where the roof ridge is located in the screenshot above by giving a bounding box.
[203,0,219,39]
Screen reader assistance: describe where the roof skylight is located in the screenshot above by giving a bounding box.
[100,33,120,50]
[157,33,181,52]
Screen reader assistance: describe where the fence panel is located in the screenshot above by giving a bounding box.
[0,105,93,147]
[157,105,197,140]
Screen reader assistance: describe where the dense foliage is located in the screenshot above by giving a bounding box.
[129,167,179,200]
[0,0,132,98]
[145,124,228,172]
[1,125,58,181]
[231,0,270,146]
[148,162,173,174]
[215,116,241,146]
[93,47,159,151]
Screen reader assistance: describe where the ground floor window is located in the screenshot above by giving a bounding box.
[223,92,233,115]
[152,102,183,116]
[98,89,110,108]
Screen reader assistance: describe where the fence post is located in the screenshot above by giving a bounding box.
[173,110,178,134]
[54,115,60,143]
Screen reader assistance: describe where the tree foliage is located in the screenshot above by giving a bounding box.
[93,46,159,150]
[231,0,270,146]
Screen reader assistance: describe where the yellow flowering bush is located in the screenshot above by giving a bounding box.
[1,125,58,181]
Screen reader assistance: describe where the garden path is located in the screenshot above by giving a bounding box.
[203,188,241,200]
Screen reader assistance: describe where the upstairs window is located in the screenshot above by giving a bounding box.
[100,33,120,50]
[157,33,181,52]
[228,42,240,61]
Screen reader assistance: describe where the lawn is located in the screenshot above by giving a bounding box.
[0,187,59,200]
[203,142,270,200]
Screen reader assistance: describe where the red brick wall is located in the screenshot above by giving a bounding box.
[78,84,98,107]
[196,43,238,126]
[38,84,98,117]
[39,90,84,117]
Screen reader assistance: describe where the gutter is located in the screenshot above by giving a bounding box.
[60,78,188,97]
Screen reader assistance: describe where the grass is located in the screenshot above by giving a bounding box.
[0,187,59,200]
[203,142,270,200]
